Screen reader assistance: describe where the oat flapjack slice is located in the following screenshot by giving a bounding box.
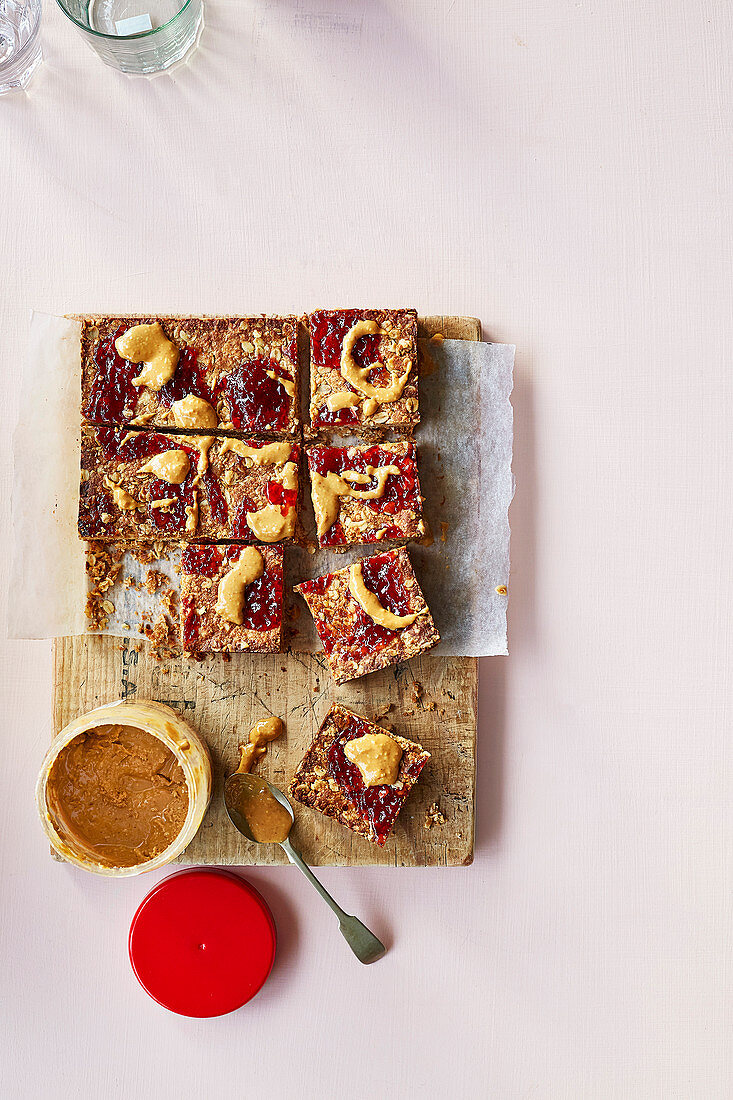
[180,543,283,655]
[294,548,439,684]
[80,314,300,437]
[289,704,430,846]
[307,308,418,436]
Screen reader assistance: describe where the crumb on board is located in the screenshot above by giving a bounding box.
[424,802,446,829]
[495,584,507,595]
[440,521,449,542]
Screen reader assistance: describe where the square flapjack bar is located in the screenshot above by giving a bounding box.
[307,441,425,549]
[307,309,419,436]
[288,704,430,846]
[80,315,300,436]
[180,543,283,655]
[294,548,439,684]
[78,426,299,544]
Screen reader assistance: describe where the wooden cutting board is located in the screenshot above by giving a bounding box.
[51,316,479,867]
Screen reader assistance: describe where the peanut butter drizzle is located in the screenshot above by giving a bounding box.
[348,561,424,630]
[46,723,188,868]
[218,438,292,466]
[189,435,214,484]
[170,394,218,430]
[215,548,265,624]
[128,410,157,427]
[326,391,360,412]
[266,370,295,398]
[236,716,285,774]
[149,496,177,509]
[311,465,400,538]
[343,733,403,787]
[116,323,180,391]
[139,449,190,484]
[185,490,199,535]
[246,461,297,542]
[103,477,138,512]
[339,320,412,410]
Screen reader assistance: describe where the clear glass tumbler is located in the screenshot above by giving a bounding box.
[0,0,42,94]
[56,0,202,74]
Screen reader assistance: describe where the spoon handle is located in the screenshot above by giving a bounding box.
[280,838,386,965]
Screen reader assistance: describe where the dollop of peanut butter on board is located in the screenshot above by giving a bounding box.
[215,547,265,624]
[139,449,190,484]
[339,319,412,411]
[116,322,180,391]
[343,733,403,787]
[311,465,400,538]
[348,561,423,630]
[236,716,285,774]
[219,438,292,466]
[170,394,218,430]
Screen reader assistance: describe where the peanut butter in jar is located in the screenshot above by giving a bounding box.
[37,701,212,877]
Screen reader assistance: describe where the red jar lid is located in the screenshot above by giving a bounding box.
[129,868,276,1017]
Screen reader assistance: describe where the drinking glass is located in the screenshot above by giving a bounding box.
[56,0,202,74]
[0,0,42,93]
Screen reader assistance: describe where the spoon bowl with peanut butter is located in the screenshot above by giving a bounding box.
[224,772,386,965]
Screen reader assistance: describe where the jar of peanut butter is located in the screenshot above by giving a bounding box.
[36,700,212,876]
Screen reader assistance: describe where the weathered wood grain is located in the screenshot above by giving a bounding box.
[52,316,479,867]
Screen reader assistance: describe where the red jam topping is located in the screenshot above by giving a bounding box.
[96,427,174,462]
[180,545,223,577]
[310,310,387,427]
[326,713,425,845]
[216,358,293,432]
[308,445,419,546]
[181,547,282,649]
[239,568,282,633]
[265,479,298,516]
[298,573,330,598]
[88,428,226,534]
[310,310,382,372]
[157,347,214,409]
[83,326,142,424]
[231,498,257,542]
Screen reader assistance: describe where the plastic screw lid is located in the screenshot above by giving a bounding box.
[129,868,277,1017]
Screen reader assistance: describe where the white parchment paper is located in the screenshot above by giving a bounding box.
[8,313,514,656]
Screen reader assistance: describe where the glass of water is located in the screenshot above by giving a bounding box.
[56,0,202,74]
[0,0,42,94]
